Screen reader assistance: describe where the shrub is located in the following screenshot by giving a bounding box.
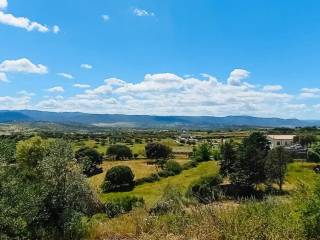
[150,186,185,215]
[158,170,176,178]
[105,196,144,218]
[106,145,133,160]
[182,160,198,170]
[101,166,135,192]
[308,150,320,163]
[75,147,102,176]
[186,175,223,204]
[145,143,173,167]
[164,160,182,175]
[135,173,160,185]
[194,143,212,162]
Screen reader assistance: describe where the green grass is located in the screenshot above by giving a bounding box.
[99,161,219,206]
[285,161,318,190]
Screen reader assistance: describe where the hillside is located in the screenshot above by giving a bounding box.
[0,110,319,129]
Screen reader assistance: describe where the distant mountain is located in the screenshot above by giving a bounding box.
[0,110,319,129]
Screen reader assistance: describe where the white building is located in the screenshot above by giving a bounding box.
[267,135,296,149]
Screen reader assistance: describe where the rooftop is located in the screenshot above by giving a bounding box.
[267,135,296,140]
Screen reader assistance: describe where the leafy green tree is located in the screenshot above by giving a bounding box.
[145,143,173,167]
[220,132,270,188]
[294,134,317,148]
[75,147,102,176]
[0,139,16,164]
[102,165,135,192]
[220,141,238,177]
[107,145,133,160]
[0,138,101,239]
[265,147,291,191]
[194,143,211,162]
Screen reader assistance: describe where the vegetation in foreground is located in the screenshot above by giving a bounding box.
[1,127,320,239]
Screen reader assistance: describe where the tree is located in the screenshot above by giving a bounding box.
[194,143,211,162]
[107,145,133,160]
[220,132,270,188]
[145,143,173,167]
[102,165,135,192]
[294,134,317,148]
[75,147,102,176]
[0,138,101,239]
[0,139,16,164]
[265,147,291,191]
[220,140,238,177]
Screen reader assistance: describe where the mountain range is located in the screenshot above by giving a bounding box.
[0,110,319,129]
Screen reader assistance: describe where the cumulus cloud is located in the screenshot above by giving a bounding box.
[35,70,310,119]
[46,86,64,93]
[0,0,7,9]
[0,58,48,74]
[102,14,110,22]
[57,72,74,79]
[53,25,60,34]
[227,69,250,86]
[73,84,91,89]
[0,95,31,110]
[0,11,49,32]
[0,72,8,82]
[0,1,59,33]
[81,64,93,69]
[263,85,283,92]
[299,88,320,98]
[133,8,155,17]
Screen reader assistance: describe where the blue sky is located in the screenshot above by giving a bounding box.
[0,0,320,119]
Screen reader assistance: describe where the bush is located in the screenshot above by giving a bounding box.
[164,160,182,175]
[101,166,135,192]
[182,160,198,170]
[75,147,102,176]
[145,143,173,167]
[308,150,320,163]
[105,196,144,218]
[135,173,160,185]
[158,170,176,178]
[106,145,133,160]
[186,175,223,204]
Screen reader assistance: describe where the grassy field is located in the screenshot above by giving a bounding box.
[98,161,219,206]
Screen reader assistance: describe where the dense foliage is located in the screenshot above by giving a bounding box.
[75,147,102,176]
[106,144,133,160]
[145,143,173,167]
[0,137,101,239]
[187,175,223,203]
[102,165,135,192]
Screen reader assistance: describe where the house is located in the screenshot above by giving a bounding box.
[267,135,295,149]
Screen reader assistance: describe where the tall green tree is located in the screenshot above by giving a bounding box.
[194,143,212,162]
[220,140,238,177]
[265,147,291,191]
[0,138,101,239]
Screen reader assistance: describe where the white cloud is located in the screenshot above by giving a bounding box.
[299,88,320,98]
[36,71,308,118]
[0,1,58,33]
[0,58,48,74]
[262,85,283,92]
[133,8,155,17]
[0,0,7,9]
[228,69,250,86]
[0,72,8,82]
[102,14,110,22]
[81,64,93,69]
[17,90,35,96]
[73,84,91,89]
[46,86,64,93]
[53,25,60,34]
[57,72,74,79]
[0,95,31,110]
[0,11,49,32]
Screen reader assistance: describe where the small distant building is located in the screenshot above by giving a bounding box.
[267,135,295,149]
